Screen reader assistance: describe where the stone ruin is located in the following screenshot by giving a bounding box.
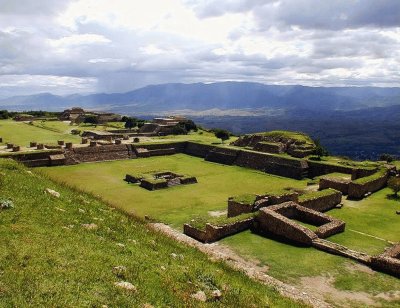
[255,202,346,245]
[232,132,316,158]
[125,171,197,191]
[371,243,400,277]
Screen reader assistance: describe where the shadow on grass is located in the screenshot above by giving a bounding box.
[386,194,400,201]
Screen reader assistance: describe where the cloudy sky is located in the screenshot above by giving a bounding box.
[0,0,399,97]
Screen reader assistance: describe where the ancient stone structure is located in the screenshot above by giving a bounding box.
[65,142,73,149]
[6,143,13,149]
[371,244,400,277]
[49,154,66,166]
[205,147,240,165]
[298,189,342,212]
[255,202,345,246]
[57,140,65,146]
[12,145,20,152]
[348,169,389,199]
[254,141,286,154]
[319,176,350,195]
[115,139,122,145]
[126,171,197,191]
[184,216,254,243]
[30,141,37,147]
[37,144,44,150]
[232,132,316,158]
[65,144,136,164]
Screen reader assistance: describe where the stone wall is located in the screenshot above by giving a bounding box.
[138,142,187,153]
[2,150,65,167]
[319,177,350,195]
[227,199,254,217]
[183,217,254,243]
[307,160,355,178]
[140,179,168,190]
[234,151,308,179]
[298,189,342,212]
[66,144,135,163]
[371,244,400,277]
[184,142,215,158]
[255,202,345,246]
[348,169,389,199]
[205,147,240,165]
[351,168,378,180]
[253,142,285,154]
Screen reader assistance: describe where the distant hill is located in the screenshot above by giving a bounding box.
[1,82,399,113]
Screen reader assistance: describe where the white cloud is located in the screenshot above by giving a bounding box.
[0,0,399,97]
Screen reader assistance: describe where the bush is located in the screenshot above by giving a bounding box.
[380,153,394,163]
[213,129,231,144]
[388,177,400,197]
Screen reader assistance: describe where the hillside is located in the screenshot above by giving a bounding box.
[0,159,301,307]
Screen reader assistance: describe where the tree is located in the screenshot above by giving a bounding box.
[124,117,137,130]
[380,153,394,163]
[83,115,98,126]
[0,110,10,119]
[388,177,400,197]
[181,120,197,132]
[313,139,329,157]
[172,124,187,135]
[214,129,230,144]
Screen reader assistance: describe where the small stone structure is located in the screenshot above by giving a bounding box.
[65,142,73,149]
[348,169,389,199]
[30,141,37,147]
[298,189,342,212]
[81,138,88,144]
[125,171,197,191]
[255,202,345,246]
[12,145,20,152]
[115,139,122,145]
[254,141,286,154]
[37,144,44,150]
[184,215,254,243]
[6,143,13,149]
[89,141,97,147]
[319,176,351,195]
[57,140,65,146]
[49,154,66,166]
[371,244,400,277]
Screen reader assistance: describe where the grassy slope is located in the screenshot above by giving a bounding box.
[39,155,400,306]
[0,159,301,307]
[0,120,80,146]
[39,154,306,228]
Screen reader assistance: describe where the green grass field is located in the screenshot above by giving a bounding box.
[0,159,302,307]
[39,154,306,227]
[0,119,80,146]
[39,154,400,307]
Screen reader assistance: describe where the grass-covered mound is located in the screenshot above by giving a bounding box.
[0,159,300,307]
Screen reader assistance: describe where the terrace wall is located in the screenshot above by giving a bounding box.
[184,142,215,158]
[234,151,308,179]
[183,217,254,243]
[371,244,400,278]
[348,170,389,199]
[65,144,135,163]
[307,160,355,178]
[205,147,240,165]
[319,177,350,195]
[298,189,342,212]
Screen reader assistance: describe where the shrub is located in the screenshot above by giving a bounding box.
[388,177,400,197]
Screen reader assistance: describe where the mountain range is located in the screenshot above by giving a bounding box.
[1,82,399,114]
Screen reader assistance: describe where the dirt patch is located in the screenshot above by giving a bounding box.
[344,261,375,275]
[375,290,400,302]
[300,275,390,307]
[208,210,227,217]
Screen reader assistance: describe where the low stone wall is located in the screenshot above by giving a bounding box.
[148,148,176,156]
[49,154,66,166]
[227,199,254,218]
[234,151,308,179]
[319,177,350,195]
[1,150,65,167]
[371,244,400,277]
[138,142,187,153]
[180,176,197,184]
[351,167,378,180]
[254,142,285,154]
[312,238,371,264]
[205,147,240,165]
[348,169,389,199]
[183,217,254,243]
[256,205,318,246]
[298,189,342,212]
[66,144,135,163]
[307,160,355,178]
[184,142,215,158]
[255,202,345,246]
[140,179,168,190]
